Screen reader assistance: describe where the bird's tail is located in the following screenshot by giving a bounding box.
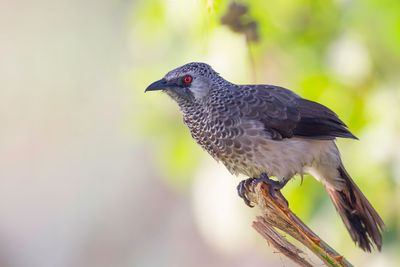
[326,164,384,252]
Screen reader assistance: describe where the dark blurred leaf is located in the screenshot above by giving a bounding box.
[221,2,260,42]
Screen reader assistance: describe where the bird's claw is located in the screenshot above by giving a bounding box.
[237,173,288,207]
[237,178,256,207]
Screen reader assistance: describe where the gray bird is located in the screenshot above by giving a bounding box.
[145,62,383,252]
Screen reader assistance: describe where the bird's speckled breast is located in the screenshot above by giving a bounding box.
[180,90,275,178]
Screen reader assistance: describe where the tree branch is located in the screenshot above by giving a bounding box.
[246,183,353,267]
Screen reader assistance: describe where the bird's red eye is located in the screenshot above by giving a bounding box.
[182,75,193,86]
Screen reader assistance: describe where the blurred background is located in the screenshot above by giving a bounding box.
[1,0,399,266]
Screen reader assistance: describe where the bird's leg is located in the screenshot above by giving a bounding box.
[237,173,290,207]
[256,173,290,191]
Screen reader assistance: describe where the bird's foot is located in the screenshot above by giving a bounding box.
[237,178,257,207]
[237,173,289,208]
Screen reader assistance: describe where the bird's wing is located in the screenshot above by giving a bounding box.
[233,85,357,140]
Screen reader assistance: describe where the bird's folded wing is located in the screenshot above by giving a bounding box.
[236,85,357,140]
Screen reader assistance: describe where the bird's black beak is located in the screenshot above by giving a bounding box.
[145,78,171,92]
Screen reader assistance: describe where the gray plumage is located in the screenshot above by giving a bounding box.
[146,62,384,252]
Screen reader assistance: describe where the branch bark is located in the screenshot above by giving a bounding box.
[246,183,353,267]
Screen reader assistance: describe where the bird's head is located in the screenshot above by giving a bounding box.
[145,62,225,104]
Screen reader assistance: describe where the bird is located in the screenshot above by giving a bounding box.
[145,62,384,252]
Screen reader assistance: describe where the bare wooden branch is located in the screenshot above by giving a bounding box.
[253,217,314,267]
[246,183,353,267]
